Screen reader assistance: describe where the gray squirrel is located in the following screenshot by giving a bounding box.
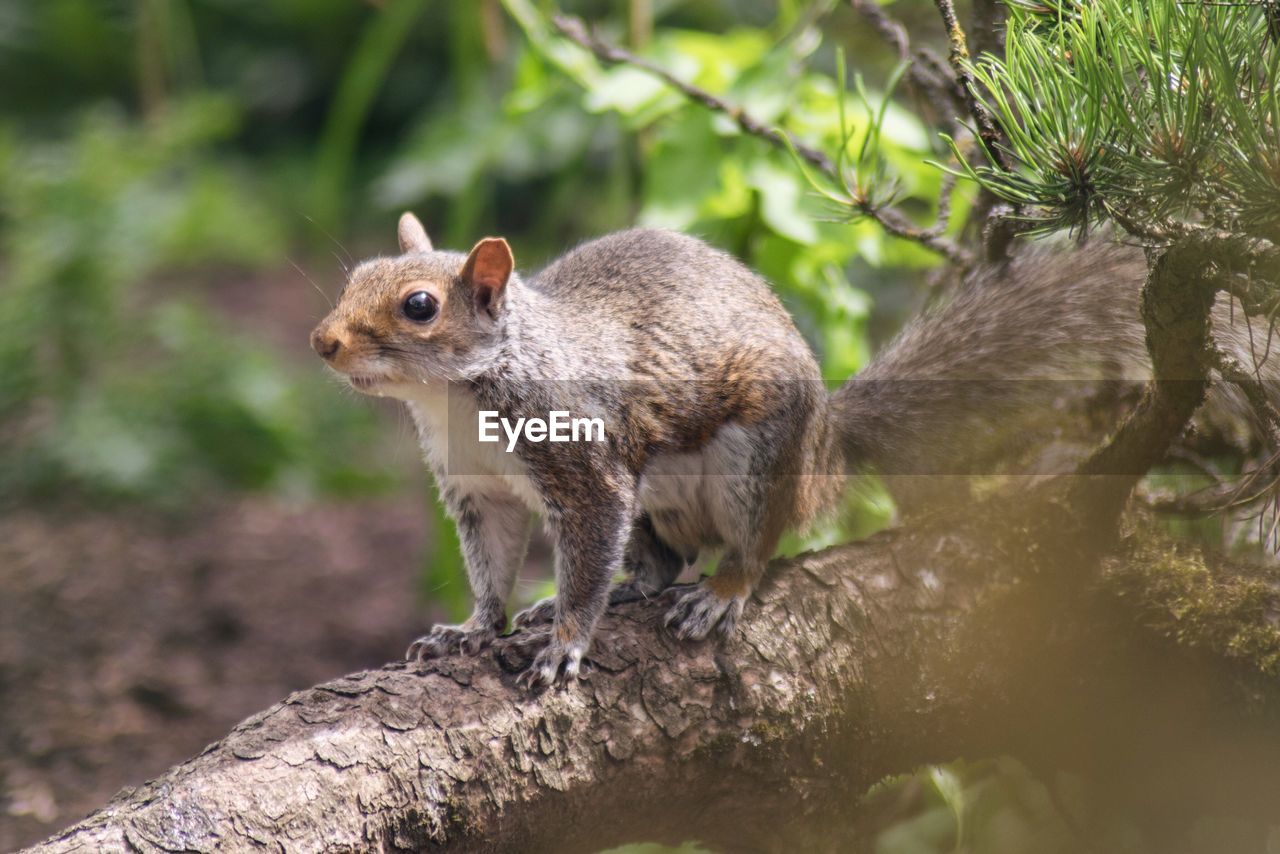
[310,213,1261,690]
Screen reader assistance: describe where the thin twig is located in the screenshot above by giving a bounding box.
[1144,445,1280,516]
[928,169,960,238]
[552,14,832,175]
[847,0,965,130]
[1214,348,1280,448]
[932,0,1011,172]
[553,13,972,267]
[848,0,909,59]
[849,0,1009,255]
[855,201,972,266]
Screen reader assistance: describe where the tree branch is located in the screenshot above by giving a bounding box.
[1077,241,1218,487]
[932,0,1010,173]
[25,512,1280,852]
[1058,230,1280,546]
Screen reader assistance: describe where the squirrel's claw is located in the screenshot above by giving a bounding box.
[510,597,556,630]
[518,640,587,692]
[664,584,745,642]
[497,628,589,692]
[406,623,496,661]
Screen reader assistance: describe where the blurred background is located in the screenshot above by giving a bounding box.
[0,1,1209,851]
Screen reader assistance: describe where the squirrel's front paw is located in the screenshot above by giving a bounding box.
[510,596,556,629]
[406,622,497,661]
[520,638,588,692]
[665,583,746,641]
[495,628,588,691]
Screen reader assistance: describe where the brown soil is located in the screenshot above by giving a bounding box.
[0,496,433,850]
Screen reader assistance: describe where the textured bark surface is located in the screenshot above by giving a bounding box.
[24,508,1280,853]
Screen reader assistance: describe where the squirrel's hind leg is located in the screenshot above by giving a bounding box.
[515,513,689,625]
[664,421,796,642]
[609,513,688,605]
[664,551,764,641]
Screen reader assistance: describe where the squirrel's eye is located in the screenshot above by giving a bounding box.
[402,290,438,322]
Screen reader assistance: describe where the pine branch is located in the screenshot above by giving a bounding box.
[956,0,1280,240]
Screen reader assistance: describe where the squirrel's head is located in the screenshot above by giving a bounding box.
[310,212,515,396]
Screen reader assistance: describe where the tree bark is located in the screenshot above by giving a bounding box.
[23,501,1280,853]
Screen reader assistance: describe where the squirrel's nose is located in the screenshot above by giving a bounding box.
[311,328,342,360]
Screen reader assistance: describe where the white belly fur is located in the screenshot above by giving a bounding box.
[637,450,718,555]
[403,384,545,513]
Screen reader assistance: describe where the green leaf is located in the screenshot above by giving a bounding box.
[747,157,819,244]
[638,112,723,230]
[585,63,687,119]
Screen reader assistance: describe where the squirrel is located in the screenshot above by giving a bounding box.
[310,213,1268,690]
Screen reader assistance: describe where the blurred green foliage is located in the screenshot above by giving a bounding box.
[0,96,391,501]
[867,759,1089,854]
[0,0,438,503]
[865,756,1280,853]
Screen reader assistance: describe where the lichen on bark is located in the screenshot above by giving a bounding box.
[1103,525,1280,676]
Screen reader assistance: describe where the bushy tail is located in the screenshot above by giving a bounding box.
[830,240,1151,480]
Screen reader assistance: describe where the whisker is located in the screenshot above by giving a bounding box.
[288,256,333,310]
[301,213,355,267]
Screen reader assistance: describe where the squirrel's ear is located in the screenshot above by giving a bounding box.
[460,237,513,317]
[397,212,433,253]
